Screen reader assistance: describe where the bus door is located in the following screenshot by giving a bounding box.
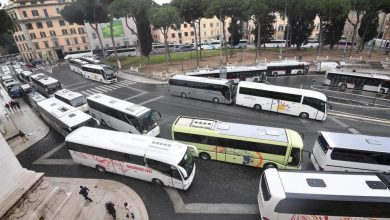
[146,158,183,189]
[97,111,112,128]
[285,66,292,75]
[330,75,341,87]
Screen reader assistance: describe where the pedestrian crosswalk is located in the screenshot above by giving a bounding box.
[79,80,137,96]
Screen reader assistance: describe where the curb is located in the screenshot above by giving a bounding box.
[122,70,169,82]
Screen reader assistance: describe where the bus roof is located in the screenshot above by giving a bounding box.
[81,64,105,69]
[37,97,92,127]
[170,75,233,85]
[238,81,327,101]
[185,65,267,76]
[87,93,150,117]
[70,58,89,65]
[79,57,101,64]
[174,116,291,143]
[265,168,390,202]
[66,127,188,165]
[30,73,59,85]
[55,89,84,100]
[328,69,390,80]
[266,60,310,66]
[320,131,390,153]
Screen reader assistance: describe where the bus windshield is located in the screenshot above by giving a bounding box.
[138,110,160,133]
[71,96,87,107]
[178,149,194,180]
[9,84,21,93]
[46,82,61,94]
[103,67,117,79]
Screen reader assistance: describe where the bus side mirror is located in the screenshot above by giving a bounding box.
[178,166,188,179]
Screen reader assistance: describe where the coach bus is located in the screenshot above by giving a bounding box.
[37,97,98,136]
[310,131,390,172]
[263,40,286,48]
[236,81,328,121]
[258,168,390,219]
[186,65,267,83]
[81,64,117,84]
[64,50,93,60]
[324,69,390,94]
[69,59,89,74]
[30,73,62,97]
[172,116,303,169]
[79,57,101,65]
[266,60,310,76]
[54,89,88,112]
[106,47,137,57]
[66,127,197,190]
[87,93,161,136]
[168,75,235,104]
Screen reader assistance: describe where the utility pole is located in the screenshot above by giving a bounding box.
[280,0,287,60]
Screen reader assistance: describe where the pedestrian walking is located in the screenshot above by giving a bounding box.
[19,130,29,143]
[124,202,135,219]
[5,103,10,112]
[15,101,20,110]
[105,201,116,219]
[79,186,93,202]
[9,100,16,110]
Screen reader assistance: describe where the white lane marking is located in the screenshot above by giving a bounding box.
[69,83,99,90]
[328,111,390,125]
[124,92,148,100]
[64,81,89,88]
[328,116,349,128]
[83,90,94,96]
[311,85,390,102]
[81,91,90,96]
[33,142,74,165]
[138,96,165,105]
[108,85,122,89]
[103,85,117,90]
[164,188,259,214]
[93,87,108,92]
[89,88,102,93]
[348,128,360,134]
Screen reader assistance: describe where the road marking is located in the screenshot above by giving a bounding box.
[89,88,102,93]
[33,142,75,165]
[348,128,360,134]
[328,116,349,128]
[64,81,89,88]
[138,96,164,105]
[124,92,148,101]
[164,188,259,214]
[328,111,390,125]
[83,90,95,96]
[81,91,90,96]
[311,85,390,102]
[93,87,109,92]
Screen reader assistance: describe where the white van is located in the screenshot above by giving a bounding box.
[310,131,390,172]
[54,89,88,113]
[315,61,340,73]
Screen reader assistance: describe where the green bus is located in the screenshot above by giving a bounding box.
[171,116,303,169]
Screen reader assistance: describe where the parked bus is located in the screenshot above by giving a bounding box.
[64,50,93,60]
[186,65,268,83]
[266,60,310,76]
[87,93,161,136]
[258,168,390,219]
[37,97,98,136]
[81,64,117,84]
[236,81,328,121]
[27,91,46,112]
[263,40,286,48]
[30,73,62,97]
[106,47,137,57]
[54,89,88,112]
[168,75,235,104]
[69,59,89,74]
[324,69,390,94]
[172,116,303,169]
[66,127,197,190]
[310,131,390,172]
[78,57,101,65]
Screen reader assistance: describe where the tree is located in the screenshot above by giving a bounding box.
[0,6,14,35]
[251,13,275,47]
[323,14,348,49]
[149,4,181,69]
[358,10,378,51]
[0,33,18,54]
[61,0,110,54]
[172,0,207,67]
[228,18,242,46]
[136,13,153,59]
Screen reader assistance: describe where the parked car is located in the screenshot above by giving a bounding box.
[198,42,214,50]
[174,44,194,52]
[234,39,249,49]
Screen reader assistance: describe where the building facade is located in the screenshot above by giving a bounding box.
[5,0,90,62]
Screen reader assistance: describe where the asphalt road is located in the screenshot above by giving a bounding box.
[14,64,390,220]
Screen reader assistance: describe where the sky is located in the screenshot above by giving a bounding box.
[154,0,170,5]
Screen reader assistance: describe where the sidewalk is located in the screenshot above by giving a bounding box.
[46,177,149,220]
[0,86,49,155]
[119,70,168,84]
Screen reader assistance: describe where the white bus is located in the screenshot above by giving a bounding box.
[64,50,93,60]
[69,59,89,74]
[310,131,390,172]
[263,40,286,48]
[324,69,390,94]
[81,64,117,84]
[266,60,310,76]
[30,73,63,97]
[186,65,268,83]
[66,127,197,190]
[87,94,161,136]
[78,57,101,65]
[258,168,390,219]
[168,75,235,104]
[54,89,88,113]
[37,97,98,136]
[106,47,137,57]
[236,81,328,121]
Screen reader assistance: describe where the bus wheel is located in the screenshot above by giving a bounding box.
[263,163,277,169]
[181,93,187,98]
[339,83,347,90]
[380,88,386,94]
[213,98,219,103]
[297,71,302,75]
[96,165,106,172]
[152,178,164,186]
[299,112,309,119]
[273,72,278,77]
[253,104,262,111]
[199,152,211,160]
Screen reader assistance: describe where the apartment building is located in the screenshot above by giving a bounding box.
[5,0,90,62]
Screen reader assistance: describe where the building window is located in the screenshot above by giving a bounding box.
[204,31,206,36]
[17,24,21,31]
[184,24,187,28]
[78,27,84,34]
[50,30,56,36]
[171,33,175,38]
[191,31,194,36]
[40,32,46,38]
[22,44,26,50]
[184,32,188,37]
[18,35,23,41]
[62,29,68,35]
[210,23,213,28]
[14,36,18,41]
[46,21,53,28]
[21,35,25,40]
[216,23,219,27]
[36,22,43,29]
[74,37,79,44]
[81,36,86,43]
[38,52,43,59]
[43,9,48,18]
[22,11,27,17]
[211,30,213,35]
[31,10,39,17]
[278,25,284,32]
[58,0,65,3]
[77,47,80,50]
[203,24,206,28]
[53,40,59,47]
[178,33,182,38]
[30,33,36,39]
[92,33,97,39]
[70,28,76,34]
[30,0,37,5]
[34,42,40,49]
[69,48,73,52]
[26,23,33,30]
[59,20,65,26]
[84,46,88,50]
[44,41,49,48]
[66,38,70,45]
[56,8,61,14]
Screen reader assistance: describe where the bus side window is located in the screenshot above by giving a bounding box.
[146,159,171,175]
[288,148,301,166]
[170,166,182,180]
[124,154,144,165]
